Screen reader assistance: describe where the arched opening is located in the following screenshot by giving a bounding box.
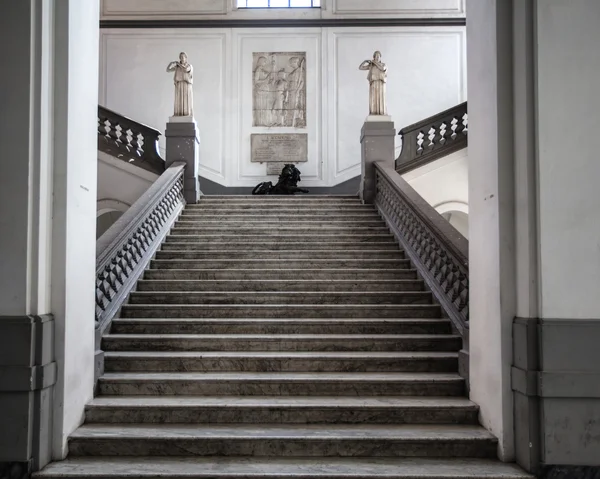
[96,210,124,239]
[96,198,130,239]
[441,210,469,238]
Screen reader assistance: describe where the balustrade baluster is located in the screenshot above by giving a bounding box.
[374,162,469,339]
[396,102,468,173]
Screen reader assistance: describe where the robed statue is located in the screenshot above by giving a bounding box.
[359,51,388,116]
[166,52,194,117]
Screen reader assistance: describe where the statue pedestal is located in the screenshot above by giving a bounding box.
[165,119,201,204]
[360,119,396,204]
[365,115,392,122]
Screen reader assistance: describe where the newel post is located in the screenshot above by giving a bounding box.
[360,118,396,203]
[165,119,201,204]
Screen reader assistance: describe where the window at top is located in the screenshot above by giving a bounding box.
[238,0,320,7]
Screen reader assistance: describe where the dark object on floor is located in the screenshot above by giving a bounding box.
[252,164,309,195]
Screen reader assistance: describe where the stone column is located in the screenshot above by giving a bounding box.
[0,0,99,474]
[359,117,396,203]
[165,119,201,204]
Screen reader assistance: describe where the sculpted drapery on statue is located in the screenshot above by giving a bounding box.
[359,51,388,116]
[166,52,194,117]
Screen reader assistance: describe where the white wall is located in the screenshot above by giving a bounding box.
[51,0,100,459]
[100,0,466,20]
[99,26,466,187]
[536,0,600,319]
[400,148,469,237]
[465,0,516,461]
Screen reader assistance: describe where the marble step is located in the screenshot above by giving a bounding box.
[84,396,479,425]
[164,234,395,243]
[101,334,461,353]
[176,220,388,227]
[67,424,498,458]
[110,318,450,335]
[160,241,399,251]
[185,205,374,211]
[134,279,424,293]
[172,227,391,236]
[179,213,382,221]
[142,269,419,281]
[119,304,442,319]
[103,351,458,373]
[32,456,535,478]
[97,372,465,397]
[149,259,412,270]
[127,291,433,306]
[155,250,404,260]
[196,195,360,202]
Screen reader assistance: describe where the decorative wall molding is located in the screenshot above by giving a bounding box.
[100,0,465,22]
[99,30,229,183]
[101,0,229,18]
[100,26,465,188]
[512,317,600,472]
[234,29,323,185]
[328,27,466,185]
[0,315,55,470]
[330,0,465,16]
[100,18,466,29]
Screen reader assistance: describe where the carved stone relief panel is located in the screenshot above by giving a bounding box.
[252,52,306,128]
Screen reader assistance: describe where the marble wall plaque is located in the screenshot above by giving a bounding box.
[252,52,306,128]
[251,134,308,165]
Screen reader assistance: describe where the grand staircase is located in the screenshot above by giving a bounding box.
[37,196,531,478]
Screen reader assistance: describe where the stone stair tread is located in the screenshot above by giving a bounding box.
[88,396,477,408]
[122,305,439,310]
[165,234,394,238]
[37,197,520,476]
[101,371,461,380]
[33,456,534,478]
[163,244,394,247]
[104,334,459,340]
[156,249,399,253]
[112,318,446,324]
[136,279,420,285]
[70,423,497,441]
[144,269,417,273]
[104,351,458,359]
[151,259,408,263]
[129,292,425,297]
[176,221,386,224]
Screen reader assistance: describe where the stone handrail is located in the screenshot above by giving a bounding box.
[98,105,165,175]
[396,101,468,174]
[95,162,185,341]
[374,161,469,341]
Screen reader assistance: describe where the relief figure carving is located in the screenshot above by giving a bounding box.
[252,52,306,128]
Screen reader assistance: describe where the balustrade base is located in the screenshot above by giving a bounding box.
[360,121,396,204]
[366,114,393,122]
[165,122,201,204]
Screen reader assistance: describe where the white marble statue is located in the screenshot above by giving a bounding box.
[359,51,388,116]
[166,52,194,117]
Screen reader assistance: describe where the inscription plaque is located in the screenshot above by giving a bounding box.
[251,134,308,167]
